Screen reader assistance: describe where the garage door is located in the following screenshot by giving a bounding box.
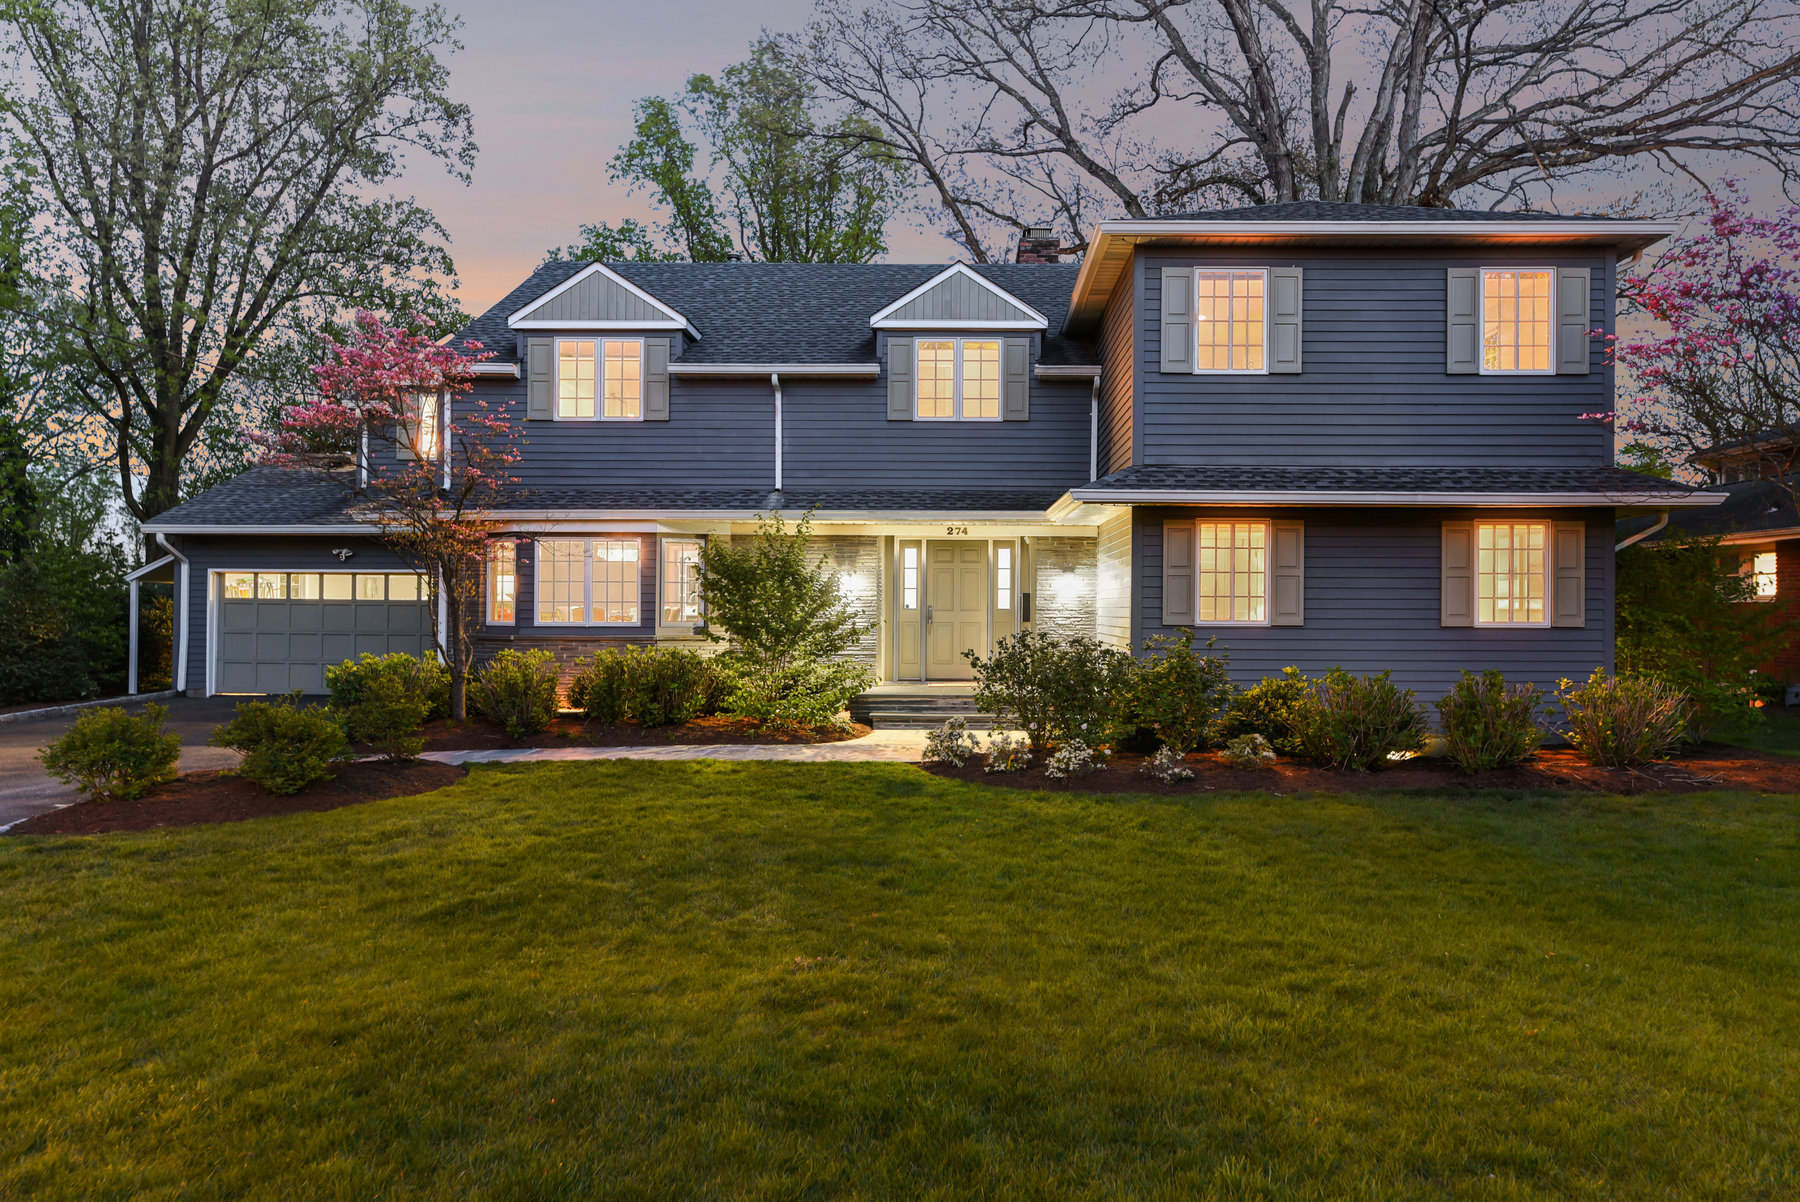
[216,571,434,694]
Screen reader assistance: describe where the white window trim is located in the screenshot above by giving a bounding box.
[1473,519,1552,628]
[1476,267,1557,377]
[657,535,705,631]
[532,537,643,627]
[552,337,646,423]
[912,336,1005,423]
[397,389,443,462]
[1192,519,1273,627]
[1190,268,1271,376]
[487,540,517,626]
[1745,548,1779,602]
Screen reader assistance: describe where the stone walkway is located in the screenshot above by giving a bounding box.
[423,729,933,766]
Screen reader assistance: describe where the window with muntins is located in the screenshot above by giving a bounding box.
[901,546,919,609]
[914,338,1002,420]
[661,538,703,625]
[1481,269,1554,372]
[488,541,516,624]
[1194,270,1267,372]
[556,340,596,419]
[1196,522,1268,623]
[995,545,1013,610]
[603,339,643,419]
[221,572,424,601]
[1476,522,1547,624]
[536,538,641,625]
[1749,550,1778,599]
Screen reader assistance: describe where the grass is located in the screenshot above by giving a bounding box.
[1,763,1797,1200]
[1717,705,1800,756]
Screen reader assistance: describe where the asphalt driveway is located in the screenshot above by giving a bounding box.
[0,697,244,830]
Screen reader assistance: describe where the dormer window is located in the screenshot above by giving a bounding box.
[556,337,642,420]
[915,338,1001,421]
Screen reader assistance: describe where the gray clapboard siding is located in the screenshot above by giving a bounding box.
[514,269,680,325]
[885,271,1040,324]
[1136,248,1615,468]
[1130,505,1614,703]
[1097,285,1135,475]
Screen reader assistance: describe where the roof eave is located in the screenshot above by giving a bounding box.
[1060,487,1724,508]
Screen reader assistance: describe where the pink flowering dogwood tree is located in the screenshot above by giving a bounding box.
[1603,186,1800,498]
[266,312,519,720]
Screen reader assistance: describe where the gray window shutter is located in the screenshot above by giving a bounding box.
[1271,520,1304,625]
[527,337,553,420]
[886,336,914,421]
[1003,336,1030,420]
[1160,268,1193,373]
[643,337,671,420]
[1162,520,1194,625]
[1557,268,1591,375]
[1441,521,1474,626]
[1551,521,1586,627]
[1446,268,1479,374]
[1269,267,1303,374]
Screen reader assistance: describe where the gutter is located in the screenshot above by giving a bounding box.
[153,533,190,694]
[1615,509,1669,552]
[1062,488,1726,508]
[669,363,880,378]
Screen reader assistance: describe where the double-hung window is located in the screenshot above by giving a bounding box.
[556,339,643,420]
[536,538,641,625]
[1747,550,1778,600]
[398,390,440,461]
[1196,521,1269,624]
[1194,270,1267,372]
[487,540,516,625]
[660,537,704,627]
[915,338,1001,420]
[1481,269,1554,373]
[1475,521,1547,625]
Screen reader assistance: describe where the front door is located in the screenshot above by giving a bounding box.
[925,541,987,680]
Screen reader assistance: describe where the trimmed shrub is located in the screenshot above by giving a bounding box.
[923,717,980,767]
[326,652,447,761]
[721,656,869,731]
[569,646,733,727]
[209,695,349,795]
[1141,745,1194,782]
[469,649,560,739]
[1212,666,1310,754]
[967,632,1131,750]
[1221,733,1277,769]
[984,731,1033,774]
[1119,631,1232,753]
[1293,668,1428,772]
[1435,670,1546,773]
[1558,669,1689,767]
[38,703,181,801]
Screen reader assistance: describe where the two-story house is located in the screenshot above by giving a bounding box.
[138,203,1718,701]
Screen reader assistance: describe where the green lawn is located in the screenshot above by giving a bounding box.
[2,764,1797,1200]
[1719,706,1800,756]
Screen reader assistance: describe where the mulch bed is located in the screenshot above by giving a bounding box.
[414,714,871,751]
[924,744,1800,796]
[7,759,467,836]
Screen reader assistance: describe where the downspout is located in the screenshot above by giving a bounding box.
[127,577,139,695]
[153,532,190,695]
[771,372,784,491]
[1089,376,1100,482]
[1615,509,1668,552]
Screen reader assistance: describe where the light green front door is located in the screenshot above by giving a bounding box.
[925,541,987,680]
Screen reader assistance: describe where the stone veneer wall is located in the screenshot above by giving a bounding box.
[1030,536,1098,643]
[812,534,883,669]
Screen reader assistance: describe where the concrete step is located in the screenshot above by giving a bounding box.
[850,689,989,730]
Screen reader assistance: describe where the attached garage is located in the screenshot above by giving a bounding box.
[214,570,435,694]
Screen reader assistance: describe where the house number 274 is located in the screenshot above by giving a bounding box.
[944,525,969,536]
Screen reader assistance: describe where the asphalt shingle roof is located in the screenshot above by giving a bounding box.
[1155,201,1638,223]
[1077,464,1705,497]
[450,261,1093,366]
[151,465,365,527]
[1655,476,1797,539]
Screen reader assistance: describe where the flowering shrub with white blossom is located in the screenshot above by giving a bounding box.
[923,717,981,768]
[984,731,1033,774]
[1140,745,1194,782]
[1045,739,1106,780]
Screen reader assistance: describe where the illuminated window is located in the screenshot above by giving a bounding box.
[488,541,516,624]
[901,545,919,610]
[1482,269,1554,372]
[222,572,254,599]
[995,545,1013,609]
[387,574,421,602]
[661,538,703,625]
[255,572,287,599]
[401,390,440,460]
[537,538,641,626]
[1195,522,1268,623]
[914,338,1003,420]
[1476,522,1547,624]
[1194,270,1266,372]
[356,574,386,601]
[321,574,353,601]
[602,340,642,420]
[290,574,321,600]
[1750,550,1778,599]
[556,339,596,419]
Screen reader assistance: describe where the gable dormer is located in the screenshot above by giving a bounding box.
[507,261,698,336]
[873,264,1046,423]
[869,262,1049,331]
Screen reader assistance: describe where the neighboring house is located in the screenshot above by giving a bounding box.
[139,202,1721,701]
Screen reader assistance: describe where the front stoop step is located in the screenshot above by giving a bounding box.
[850,691,990,730]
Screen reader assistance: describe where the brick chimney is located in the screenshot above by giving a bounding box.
[1015,225,1061,264]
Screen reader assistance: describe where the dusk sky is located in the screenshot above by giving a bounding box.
[404,0,960,318]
